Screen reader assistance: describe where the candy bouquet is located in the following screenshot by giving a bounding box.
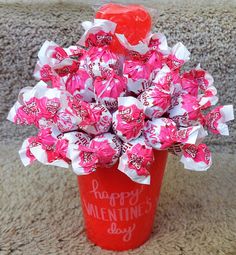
[7,3,234,251]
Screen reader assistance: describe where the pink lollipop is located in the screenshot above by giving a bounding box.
[94,71,126,110]
[118,136,154,185]
[112,97,145,142]
[180,144,212,171]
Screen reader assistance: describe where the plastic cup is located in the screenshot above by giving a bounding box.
[77,150,168,251]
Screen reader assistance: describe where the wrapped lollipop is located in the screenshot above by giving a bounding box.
[139,65,173,118]
[167,93,202,127]
[165,42,190,71]
[19,128,70,168]
[67,98,112,135]
[143,118,205,150]
[64,68,95,103]
[112,97,145,142]
[118,136,154,185]
[117,34,152,95]
[181,64,214,96]
[94,71,127,110]
[78,19,119,77]
[7,81,62,127]
[34,40,80,88]
[63,45,87,59]
[201,105,234,135]
[69,133,121,175]
[180,143,212,171]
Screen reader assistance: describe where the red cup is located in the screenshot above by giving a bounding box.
[77,150,168,251]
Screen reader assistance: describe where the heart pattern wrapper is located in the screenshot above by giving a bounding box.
[7,13,234,184]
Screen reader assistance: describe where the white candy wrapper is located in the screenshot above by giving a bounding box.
[112,97,145,142]
[63,45,86,58]
[19,137,38,166]
[166,42,190,70]
[78,19,116,47]
[116,33,149,55]
[118,136,154,185]
[146,32,170,55]
[180,143,212,171]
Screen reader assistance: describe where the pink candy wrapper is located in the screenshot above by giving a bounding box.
[202,105,234,135]
[19,128,69,168]
[64,68,94,103]
[8,81,62,127]
[67,98,112,135]
[139,65,173,118]
[118,136,154,185]
[117,34,153,95]
[78,19,119,77]
[168,93,202,127]
[146,33,170,55]
[81,46,119,78]
[180,144,212,171]
[94,72,127,110]
[69,133,121,175]
[19,128,92,168]
[113,97,145,142]
[34,41,81,89]
[181,64,214,96]
[143,118,204,150]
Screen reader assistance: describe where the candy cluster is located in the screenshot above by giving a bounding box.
[8,19,234,184]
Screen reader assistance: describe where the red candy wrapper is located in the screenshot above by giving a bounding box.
[118,136,154,185]
[112,97,145,142]
[69,133,121,175]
